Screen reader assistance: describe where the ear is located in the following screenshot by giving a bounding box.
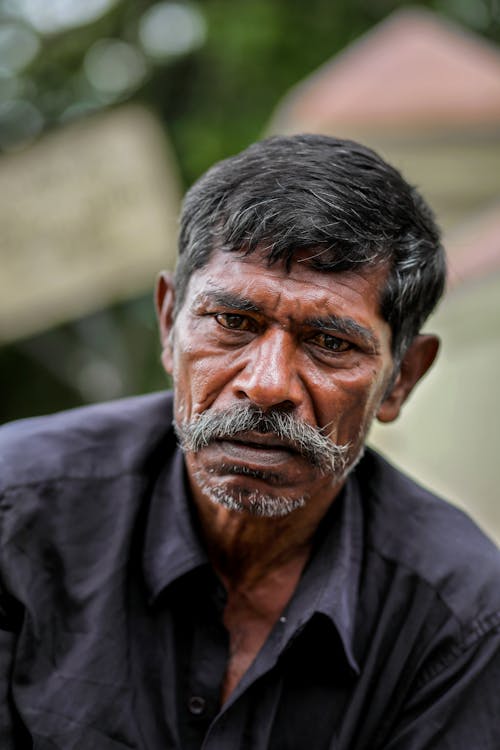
[376,334,440,424]
[155,271,176,374]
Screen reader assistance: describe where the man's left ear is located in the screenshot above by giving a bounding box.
[376,334,440,424]
[155,271,176,374]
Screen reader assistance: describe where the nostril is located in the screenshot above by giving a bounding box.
[234,388,250,401]
[274,399,296,412]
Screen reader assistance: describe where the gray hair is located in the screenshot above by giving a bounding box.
[174,134,446,368]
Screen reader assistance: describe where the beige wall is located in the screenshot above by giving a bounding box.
[370,272,500,544]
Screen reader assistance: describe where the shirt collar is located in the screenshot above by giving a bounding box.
[143,445,209,603]
[279,475,363,675]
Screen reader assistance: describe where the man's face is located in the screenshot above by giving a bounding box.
[159,248,397,517]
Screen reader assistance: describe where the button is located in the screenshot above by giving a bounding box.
[188,695,207,716]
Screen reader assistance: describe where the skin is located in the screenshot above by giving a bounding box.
[156,247,439,702]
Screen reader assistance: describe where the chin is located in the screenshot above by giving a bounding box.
[194,471,307,519]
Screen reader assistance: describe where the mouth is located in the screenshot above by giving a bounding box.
[209,431,301,468]
[221,431,299,451]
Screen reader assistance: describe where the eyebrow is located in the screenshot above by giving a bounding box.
[304,314,379,351]
[192,290,262,313]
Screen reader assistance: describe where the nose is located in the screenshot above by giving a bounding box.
[231,329,303,411]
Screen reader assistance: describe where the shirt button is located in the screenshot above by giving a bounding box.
[188,695,207,716]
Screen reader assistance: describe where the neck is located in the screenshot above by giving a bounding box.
[192,488,340,590]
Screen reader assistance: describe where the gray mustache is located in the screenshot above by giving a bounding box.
[175,405,350,475]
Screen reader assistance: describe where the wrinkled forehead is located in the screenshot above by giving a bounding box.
[181,246,390,329]
[178,244,390,311]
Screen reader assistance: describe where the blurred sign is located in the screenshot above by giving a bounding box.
[0,105,181,343]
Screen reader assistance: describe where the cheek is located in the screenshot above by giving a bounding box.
[171,340,237,417]
[315,368,387,438]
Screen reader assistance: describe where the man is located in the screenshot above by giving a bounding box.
[0,134,498,749]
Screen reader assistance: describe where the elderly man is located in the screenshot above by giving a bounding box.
[1,135,499,749]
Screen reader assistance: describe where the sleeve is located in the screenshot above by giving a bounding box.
[0,483,30,748]
[0,586,24,749]
[381,616,500,750]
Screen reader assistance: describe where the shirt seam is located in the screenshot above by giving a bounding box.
[367,537,500,630]
[365,539,500,689]
[414,610,500,689]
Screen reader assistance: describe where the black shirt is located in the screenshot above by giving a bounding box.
[0,392,499,749]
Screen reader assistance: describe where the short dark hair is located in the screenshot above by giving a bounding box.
[175,134,446,367]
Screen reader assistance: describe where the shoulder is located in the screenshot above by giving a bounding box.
[0,391,175,492]
[346,452,500,749]
[0,392,178,599]
[357,448,500,626]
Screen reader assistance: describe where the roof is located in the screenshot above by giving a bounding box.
[446,202,500,288]
[272,8,500,132]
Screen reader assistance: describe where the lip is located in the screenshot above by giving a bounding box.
[222,431,299,452]
[209,435,301,468]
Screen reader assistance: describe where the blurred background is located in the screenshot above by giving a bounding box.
[1,0,499,541]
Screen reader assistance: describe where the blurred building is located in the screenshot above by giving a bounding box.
[0,105,181,344]
[269,8,500,542]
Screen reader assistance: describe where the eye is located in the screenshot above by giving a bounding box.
[214,313,257,332]
[310,332,352,352]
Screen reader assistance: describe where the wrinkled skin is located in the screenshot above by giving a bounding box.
[157,248,437,520]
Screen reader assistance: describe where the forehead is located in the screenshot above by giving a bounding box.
[183,248,389,326]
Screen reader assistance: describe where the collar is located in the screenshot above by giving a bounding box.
[276,476,363,675]
[143,446,209,603]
